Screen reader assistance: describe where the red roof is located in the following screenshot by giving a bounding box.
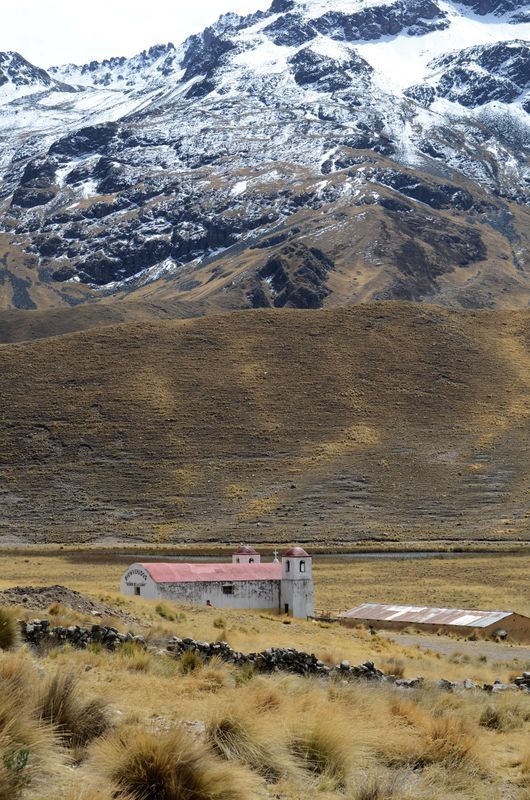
[140,562,282,584]
[233,545,258,555]
[283,547,310,557]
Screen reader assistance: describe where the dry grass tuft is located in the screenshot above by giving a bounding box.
[0,607,19,651]
[0,654,55,800]
[93,725,253,800]
[250,679,283,712]
[351,773,401,800]
[288,716,352,788]
[479,698,530,732]
[521,748,530,787]
[385,695,481,772]
[206,706,289,781]
[37,672,111,748]
[419,716,478,769]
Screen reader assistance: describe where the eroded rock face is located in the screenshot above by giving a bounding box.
[252,244,335,309]
[457,0,530,19]
[310,0,448,41]
[289,47,372,91]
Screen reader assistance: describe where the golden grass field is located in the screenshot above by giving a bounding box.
[0,548,528,616]
[0,549,529,800]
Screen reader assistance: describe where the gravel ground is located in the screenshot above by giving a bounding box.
[382,630,530,663]
[0,584,139,623]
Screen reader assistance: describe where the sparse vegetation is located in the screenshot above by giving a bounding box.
[2,306,530,544]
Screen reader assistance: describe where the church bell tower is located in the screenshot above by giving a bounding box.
[280,546,314,619]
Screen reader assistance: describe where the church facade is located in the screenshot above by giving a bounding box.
[121,545,314,619]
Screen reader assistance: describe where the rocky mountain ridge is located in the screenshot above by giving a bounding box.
[0,0,528,314]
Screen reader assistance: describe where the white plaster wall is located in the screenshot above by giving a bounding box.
[121,564,158,599]
[157,579,281,611]
[292,580,314,619]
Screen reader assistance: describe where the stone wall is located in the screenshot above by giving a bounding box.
[17,620,530,694]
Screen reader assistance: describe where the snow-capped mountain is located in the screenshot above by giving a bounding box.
[0,0,528,312]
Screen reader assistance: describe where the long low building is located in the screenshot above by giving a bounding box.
[121,545,314,618]
[337,603,530,643]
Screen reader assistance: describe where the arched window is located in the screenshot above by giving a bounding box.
[299,560,306,573]
[286,560,290,572]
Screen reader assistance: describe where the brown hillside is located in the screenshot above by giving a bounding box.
[0,303,529,545]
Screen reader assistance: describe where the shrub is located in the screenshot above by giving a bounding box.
[37,672,111,748]
[206,708,289,782]
[212,617,225,630]
[118,642,152,672]
[156,603,176,622]
[234,663,255,687]
[94,725,252,800]
[0,608,19,651]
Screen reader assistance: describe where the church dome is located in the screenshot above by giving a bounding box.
[283,546,310,558]
[234,545,258,556]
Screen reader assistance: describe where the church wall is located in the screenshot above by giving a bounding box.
[157,578,281,611]
[281,578,314,618]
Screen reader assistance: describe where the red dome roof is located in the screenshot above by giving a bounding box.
[283,546,310,558]
[234,545,258,555]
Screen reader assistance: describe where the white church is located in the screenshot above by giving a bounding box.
[121,545,314,619]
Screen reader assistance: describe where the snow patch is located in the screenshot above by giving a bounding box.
[231,180,248,196]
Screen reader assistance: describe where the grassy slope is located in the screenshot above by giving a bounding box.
[0,302,529,544]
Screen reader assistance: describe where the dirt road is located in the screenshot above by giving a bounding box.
[381,631,530,664]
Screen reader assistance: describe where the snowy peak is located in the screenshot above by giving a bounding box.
[0,51,52,88]
[0,51,73,101]
[49,43,183,90]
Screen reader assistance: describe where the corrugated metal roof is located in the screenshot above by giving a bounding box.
[140,562,282,584]
[339,603,514,628]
